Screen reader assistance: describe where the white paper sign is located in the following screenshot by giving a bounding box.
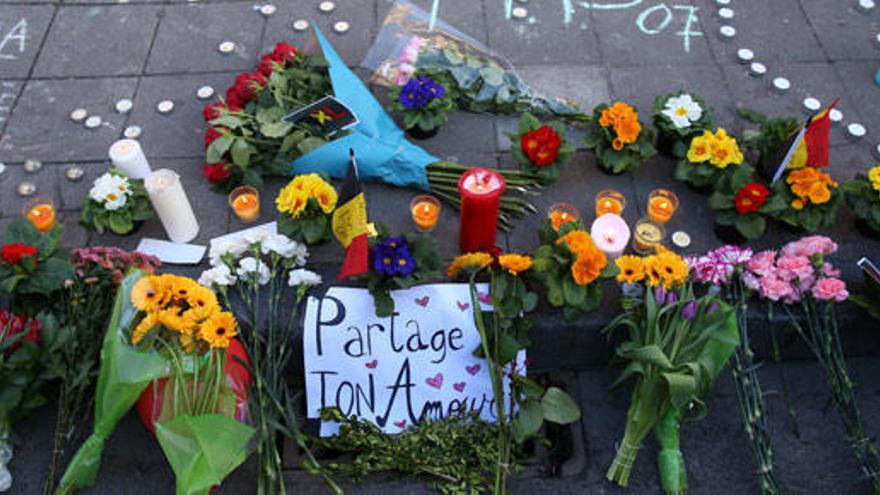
[304,284,523,436]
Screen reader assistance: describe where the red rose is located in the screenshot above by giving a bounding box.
[270,42,297,63]
[204,127,226,150]
[734,182,770,214]
[1,243,37,266]
[203,162,231,184]
[202,102,240,121]
[257,56,280,77]
[23,319,41,344]
[520,125,562,166]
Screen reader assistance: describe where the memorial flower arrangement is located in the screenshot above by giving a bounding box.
[200,229,336,495]
[707,164,786,242]
[532,219,618,321]
[449,251,581,495]
[203,42,335,190]
[739,108,802,179]
[582,102,656,174]
[363,229,440,318]
[0,219,74,299]
[59,272,254,495]
[388,71,455,139]
[44,247,161,493]
[674,128,745,190]
[842,165,880,236]
[770,166,842,232]
[745,236,880,493]
[653,91,714,159]
[689,246,780,494]
[605,250,738,494]
[504,112,576,185]
[276,173,338,245]
[79,170,154,235]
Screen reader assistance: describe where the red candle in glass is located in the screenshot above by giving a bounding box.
[458,167,506,253]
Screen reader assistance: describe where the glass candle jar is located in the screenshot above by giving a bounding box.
[229,185,260,222]
[646,189,679,224]
[23,198,57,233]
[595,189,626,217]
[548,201,579,231]
[410,194,441,232]
[632,218,665,255]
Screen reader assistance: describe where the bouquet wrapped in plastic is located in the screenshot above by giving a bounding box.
[57,272,253,495]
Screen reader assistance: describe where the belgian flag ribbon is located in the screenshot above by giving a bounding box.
[771,98,838,183]
[332,149,370,280]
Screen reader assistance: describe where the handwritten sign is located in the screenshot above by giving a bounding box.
[282,95,358,134]
[304,284,522,436]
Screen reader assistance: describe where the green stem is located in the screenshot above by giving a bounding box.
[655,407,686,495]
[607,378,664,487]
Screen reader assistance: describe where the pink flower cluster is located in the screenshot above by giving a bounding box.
[689,245,754,286]
[742,236,848,304]
[395,36,425,85]
[71,246,161,282]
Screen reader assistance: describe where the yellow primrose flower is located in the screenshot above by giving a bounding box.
[869,165,880,193]
[687,132,712,163]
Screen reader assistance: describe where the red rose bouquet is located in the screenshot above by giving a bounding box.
[505,113,575,184]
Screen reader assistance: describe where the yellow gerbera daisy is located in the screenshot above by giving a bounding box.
[131,276,165,313]
[642,256,662,288]
[131,313,158,345]
[615,255,645,284]
[158,307,191,335]
[447,252,494,278]
[498,254,533,276]
[199,311,238,349]
[656,251,689,289]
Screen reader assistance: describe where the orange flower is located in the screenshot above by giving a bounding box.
[571,247,607,286]
[614,116,641,144]
[550,210,575,231]
[612,138,624,151]
[556,230,596,254]
[787,168,837,206]
[498,254,533,276]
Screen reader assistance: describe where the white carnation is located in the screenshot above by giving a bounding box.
[209,238,250,266]
[288,268,322,287]
[198,264,236,288]
[261,234,309,264]
[237,256,271,285]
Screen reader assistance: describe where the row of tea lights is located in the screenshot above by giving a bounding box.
[548,188,685,259]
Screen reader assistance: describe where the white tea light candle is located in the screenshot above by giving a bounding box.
[145,169,200,243]
[749,62,767,77]
[847,123,867,141]
[109,139,152,179]
[719,25,736,40]
[717,7,734,20]
[803,97,821,112]
[830,108,843,123]
[736,48,754,64]
[772,77,791,93]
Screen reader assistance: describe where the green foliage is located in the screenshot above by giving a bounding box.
[652,91,714,159]
[843,175,880,233]
[317,408,503,494]
[674,159,735,191]
[769,175,843,233]
[0,312,59,427]
[361,227,441,318]
[738,107,801,177]
[79,170,154,235]
[0,219,74,298]
[277,197,334,245]
[206,53,335,191]
[582,103,656,174]
[388,69,456,132]
[531,219,619,322]
[706,163,787,240]
[503,112,576,185]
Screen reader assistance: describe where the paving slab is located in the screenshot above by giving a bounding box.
[0,163,60,219]
[146,2,264,74]
[702,0,826,65]
[0,79,23,134]
[800,0,880,62]
[0,4,54,79]
[128,72,240,159]
[33,5,160,78]
[0,77,138,162]
[263,0,377,68]
[833,60,880,140]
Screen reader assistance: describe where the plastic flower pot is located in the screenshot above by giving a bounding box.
[407,125,439,140]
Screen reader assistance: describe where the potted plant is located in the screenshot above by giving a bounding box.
[504,112,575,185]
[842,165,880,239]
[707,163,786,243]
[79,170,154,235]
[770,166,842,233]
[582,101,655,174]
[275,173,338,245]
[653,91,713,159]
[674,128,745,192]
[362,227,440,317]
[738,108,801,180]
[389,70,455,139]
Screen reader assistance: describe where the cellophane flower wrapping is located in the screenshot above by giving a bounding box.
[57,271,254,495]
[362,0,584,120]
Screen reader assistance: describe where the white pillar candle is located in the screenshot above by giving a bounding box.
[109,139,152,180]
[591,214,630,260]
[145,169,200,243]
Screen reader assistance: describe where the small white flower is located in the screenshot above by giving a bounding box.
[261,234,308,264]
[288,268,322,287]
[662,94,702,129]
[237,256,271,285]
[208,238,249,266]
[89,173,132,211]
[198,264,236,288]
[242,228,270,246]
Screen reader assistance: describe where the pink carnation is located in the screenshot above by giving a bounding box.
[776,256,815,283]
[812,277,849,302]
[713,245,754,266]
[822,262,841,278]
[746,250,777,277]
[759,275,797,303]
[781,235,837,258]
[741,272,760,292]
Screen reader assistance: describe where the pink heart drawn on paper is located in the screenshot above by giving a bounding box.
[415,296,429,307]
[456,301,470,311]
[478,292,492,304]
[465,364,481,375]
[393,420,406,429]
[365,359,378,369]
[425,373,444,389]
[453,382,466,393]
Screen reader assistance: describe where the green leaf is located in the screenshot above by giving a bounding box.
[734,214,765,240]
[297,137,327,155]
[621,344,673,370]
[206,134,234,163]
[107,214,134,235]
[261,121,294,138]
[230,139,253,167]
[541,387,581,424]
[512,400,543,443]
[479,66,505,86]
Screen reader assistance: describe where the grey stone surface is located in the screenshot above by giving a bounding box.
[33,5,160,77]
[0,4,55,79]
[147,3,264,74]
[0,163,59,218]
[800,0,880,61]
[834,60,880,138]
[0,79,23,135]
[0,77,138,162]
